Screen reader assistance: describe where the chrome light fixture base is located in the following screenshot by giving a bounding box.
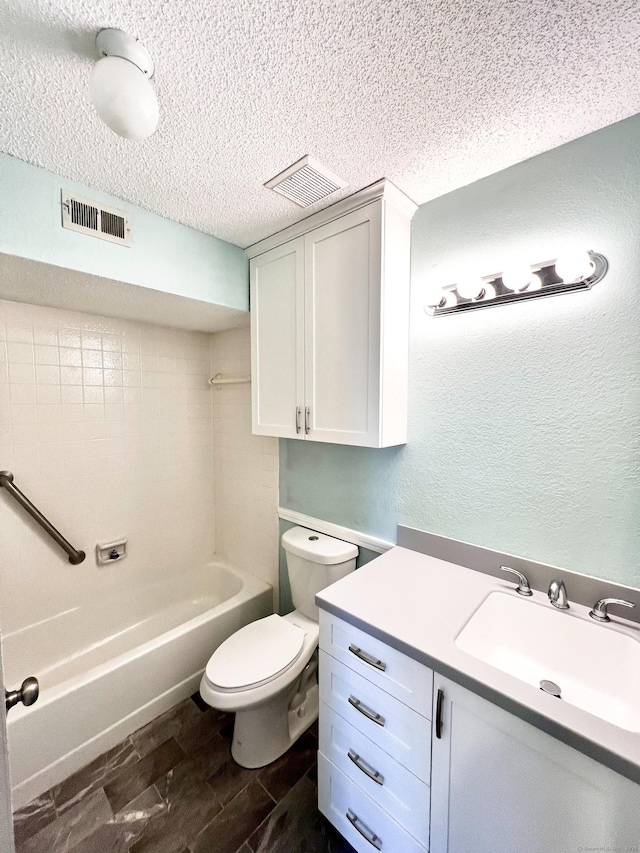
[95,28,154,77]
[426,251,608,317]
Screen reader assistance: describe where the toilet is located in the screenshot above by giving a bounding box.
[199,527,357,768]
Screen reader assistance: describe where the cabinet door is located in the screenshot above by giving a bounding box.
[250,238,305,438]
[430,674,640,853]
[304,204,382,446]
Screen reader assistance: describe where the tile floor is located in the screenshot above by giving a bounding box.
[13,695,356,853]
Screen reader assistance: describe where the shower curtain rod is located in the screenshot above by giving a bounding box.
[0,470,86,564]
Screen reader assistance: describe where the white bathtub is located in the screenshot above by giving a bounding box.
[4,561,272,809]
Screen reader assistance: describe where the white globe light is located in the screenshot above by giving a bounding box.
[555,251,594,283]
[424,282,446,309]
[501,264,533,292]
[527,273,543,291]
[456,277,485,300]
[90,56,159,140]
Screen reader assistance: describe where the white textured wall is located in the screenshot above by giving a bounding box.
[281,115,640,590]
[210,326,279,608]
[0,299,216,635]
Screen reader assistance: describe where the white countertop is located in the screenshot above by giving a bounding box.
[316,545,640,784]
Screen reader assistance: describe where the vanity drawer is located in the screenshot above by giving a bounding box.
[319,701,430,844]
[318,753,428,853]
[319,611,433,717]
[319,652,431,782]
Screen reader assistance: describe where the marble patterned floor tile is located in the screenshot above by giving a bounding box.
[66,785,165,853]
[129,699,202,759]
[249,775,347,853]
[104,738,185,813]
[52,739,140,810]
[174,707,230,756]
[12,792,57,848]
[16,789,113,853]
[257,729,317,803]
[205,733,261,807]
[191,780,275,853]
[129,756,223,853]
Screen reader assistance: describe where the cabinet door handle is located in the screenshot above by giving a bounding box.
[346,809,382,850]
[304,406,310,434]
[348,644,387,672]
[347,749,384,785]
[348,695,385,727]
[435,687,444,739]
[295,407,301,434]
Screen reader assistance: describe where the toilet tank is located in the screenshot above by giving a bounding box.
[282,527,358,621]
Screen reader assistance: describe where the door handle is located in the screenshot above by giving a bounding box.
[348,695,385,726]
[5,676,39,713]
[304,406,310,434]
[295,406,301,434]
[435,687,444,739]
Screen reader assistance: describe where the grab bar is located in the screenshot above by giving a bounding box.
[0,471,85,564]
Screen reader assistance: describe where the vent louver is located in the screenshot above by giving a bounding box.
[61,191,131,246]
[264,155,347,207]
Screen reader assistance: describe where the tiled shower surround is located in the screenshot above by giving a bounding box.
[13,695,356,853]
[0,300,278,635]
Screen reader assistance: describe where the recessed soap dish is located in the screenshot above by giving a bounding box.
[96,537,128,565]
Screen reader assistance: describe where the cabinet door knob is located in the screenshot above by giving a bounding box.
[295,407,301,434]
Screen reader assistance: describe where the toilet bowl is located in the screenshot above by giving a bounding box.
[199,527,357,768]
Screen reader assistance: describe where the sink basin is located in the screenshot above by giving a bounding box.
[455,591,640,732]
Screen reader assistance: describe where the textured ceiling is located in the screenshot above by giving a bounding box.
[2,0,640,248]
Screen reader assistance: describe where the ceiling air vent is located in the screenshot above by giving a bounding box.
[264,155,347,207]
[61,190,131,246]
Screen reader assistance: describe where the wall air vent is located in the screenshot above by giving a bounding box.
[61,190,131,246]
[264,155,347,208]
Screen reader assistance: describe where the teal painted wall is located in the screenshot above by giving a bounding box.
[280,114,640,590]
[0,155,248,310]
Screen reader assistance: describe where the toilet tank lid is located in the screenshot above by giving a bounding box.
[282,526,358,564]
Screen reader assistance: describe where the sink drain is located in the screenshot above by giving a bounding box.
[540,679,561,698]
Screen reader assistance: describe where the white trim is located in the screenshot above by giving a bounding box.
[246,179,418,258]
[278,508,394,554]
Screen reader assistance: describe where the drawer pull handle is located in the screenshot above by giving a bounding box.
[348,695,385,727]
[347,749,384,785]
[348,644,387,672]
[346,808,382,850]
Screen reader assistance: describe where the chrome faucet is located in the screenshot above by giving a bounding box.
[500,566,532,596]
[589,598,635,623]
[548,579,569,610]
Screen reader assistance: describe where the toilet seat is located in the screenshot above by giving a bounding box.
[205,614,305,691]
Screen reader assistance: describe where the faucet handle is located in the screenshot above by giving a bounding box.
[500,565,533,597]
[589,598,635,623]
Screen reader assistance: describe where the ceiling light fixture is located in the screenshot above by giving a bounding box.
[424,251,608,317]
[90,28,159,140]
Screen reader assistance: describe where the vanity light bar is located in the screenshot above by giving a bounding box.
[424,251,608,317]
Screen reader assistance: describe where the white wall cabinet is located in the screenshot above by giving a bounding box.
[431,673,640,853]
[249,181,416,447]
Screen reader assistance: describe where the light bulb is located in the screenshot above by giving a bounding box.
[424,282,446,310]
[456,277,485,300]
[501,263,533,292]
[527,273,543,292]
[555,251,594,283]
[481,283,496,300]
[90,56,159,140]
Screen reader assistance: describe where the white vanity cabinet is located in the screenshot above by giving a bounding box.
[249,181,416,447]
[430,673,640,853]
[318,611,433,853]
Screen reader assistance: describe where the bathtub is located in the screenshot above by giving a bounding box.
[4,561,272,809]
